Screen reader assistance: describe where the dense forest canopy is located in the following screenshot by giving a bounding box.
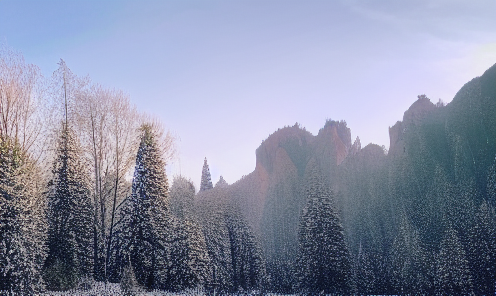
[1,46,495,295]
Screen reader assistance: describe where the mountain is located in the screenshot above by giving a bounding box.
[224,63,496,294]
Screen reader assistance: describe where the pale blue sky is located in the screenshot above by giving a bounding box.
[1,0,496,189]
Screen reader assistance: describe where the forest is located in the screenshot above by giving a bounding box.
[1,46,496,296]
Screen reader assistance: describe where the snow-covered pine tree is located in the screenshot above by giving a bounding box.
[200,157,213,191]
[215,176,228,188]
[0,138,48,294]
[488,156,496,206]
[296,163,351,295]
[353,242,375,295]
[45,125,94,290]
[225,205,267,293]
[389,212,428,295]
[119,123,170,290]
[164,176,211,291]
[170,176,196,220]
[196,188,234,292]
[468,200,496,295]
[436,227,473,295]
[161,216,211,291]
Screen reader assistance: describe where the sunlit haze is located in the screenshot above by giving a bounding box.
[1,0,496,189]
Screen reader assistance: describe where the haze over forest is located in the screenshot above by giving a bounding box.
[1,44,496,295]
[1,1,496,295]
[2,1,496,188]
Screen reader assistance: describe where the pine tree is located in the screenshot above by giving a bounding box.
[436,227,473,295]
[0,139,48,294]
[119,124,170,290]
[353,242,375,295]
[215,176,228,188]
[468,200,496,295]
[161,217,211,291]
[296,165,351,295]
[45,125,94,290]
[389,212,428,295]
[200,157,213,192]
[488,156,496,206]
[196,188,234,292]
[166,176,211,291]
[225,205,266,292]
[170,176,196,220]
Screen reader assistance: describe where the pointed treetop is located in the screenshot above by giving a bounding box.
[215,175,228,188]
[200,157,213,192]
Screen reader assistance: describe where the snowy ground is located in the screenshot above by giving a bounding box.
[39,282,271,296]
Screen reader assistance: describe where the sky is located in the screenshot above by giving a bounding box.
[1,0,496,189]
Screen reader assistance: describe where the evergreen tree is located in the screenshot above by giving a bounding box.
[166,176,211,291]
[436,227,473,295]
[200,157,213,191]
[162,217,211,291]
[468,200,496,295]
[389,212,428,295]
[170,175,196,220]
[0,139,48,294]
[118,124,170,290]
[45,125,93,290]
[296,165,351,295]
[215,176,228,188]
[488,156,496,206]
[196,188,234,292]
[352,242,375,295]
[225,205,266,292]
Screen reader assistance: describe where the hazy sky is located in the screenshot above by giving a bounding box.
[1,0,496,189]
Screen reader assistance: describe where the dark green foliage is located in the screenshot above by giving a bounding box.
[0,139,48,294]
[45,126,93,290]
[43,258,79,291]
[118,124,170,290]
[389,213,429,294]
[436,227,473,295]
[226,206,266,292]
[352,243,375,295]
[200,157,213,192]
[170,175,196,220]
[296,164,351,295]
[467,200,496,295]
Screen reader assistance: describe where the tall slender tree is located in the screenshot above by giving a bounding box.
[226,205,266,292]
[118,123,170,290]
[296,164,351,295]
[436,227,473,295]
[45,124,93,290]
[200,157,213,191]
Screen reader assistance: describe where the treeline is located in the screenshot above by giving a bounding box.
[245,86,496,294]
[0,47,267,294]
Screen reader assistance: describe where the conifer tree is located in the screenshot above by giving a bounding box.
[353,242,375,295]
[296,164,351,295]
[225,205,266,292]
[389,212,428,294]
[0,139,48,294]
[215,176,228,188]
[200,157,213,191]
[45,125,94,290]
[170,176,196,219]
[166,176,211,291]
[162,217,211,291]
[196,188,234,292]
[468,200,496,295]
[119,123,170,290]
[436,227,473,295]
